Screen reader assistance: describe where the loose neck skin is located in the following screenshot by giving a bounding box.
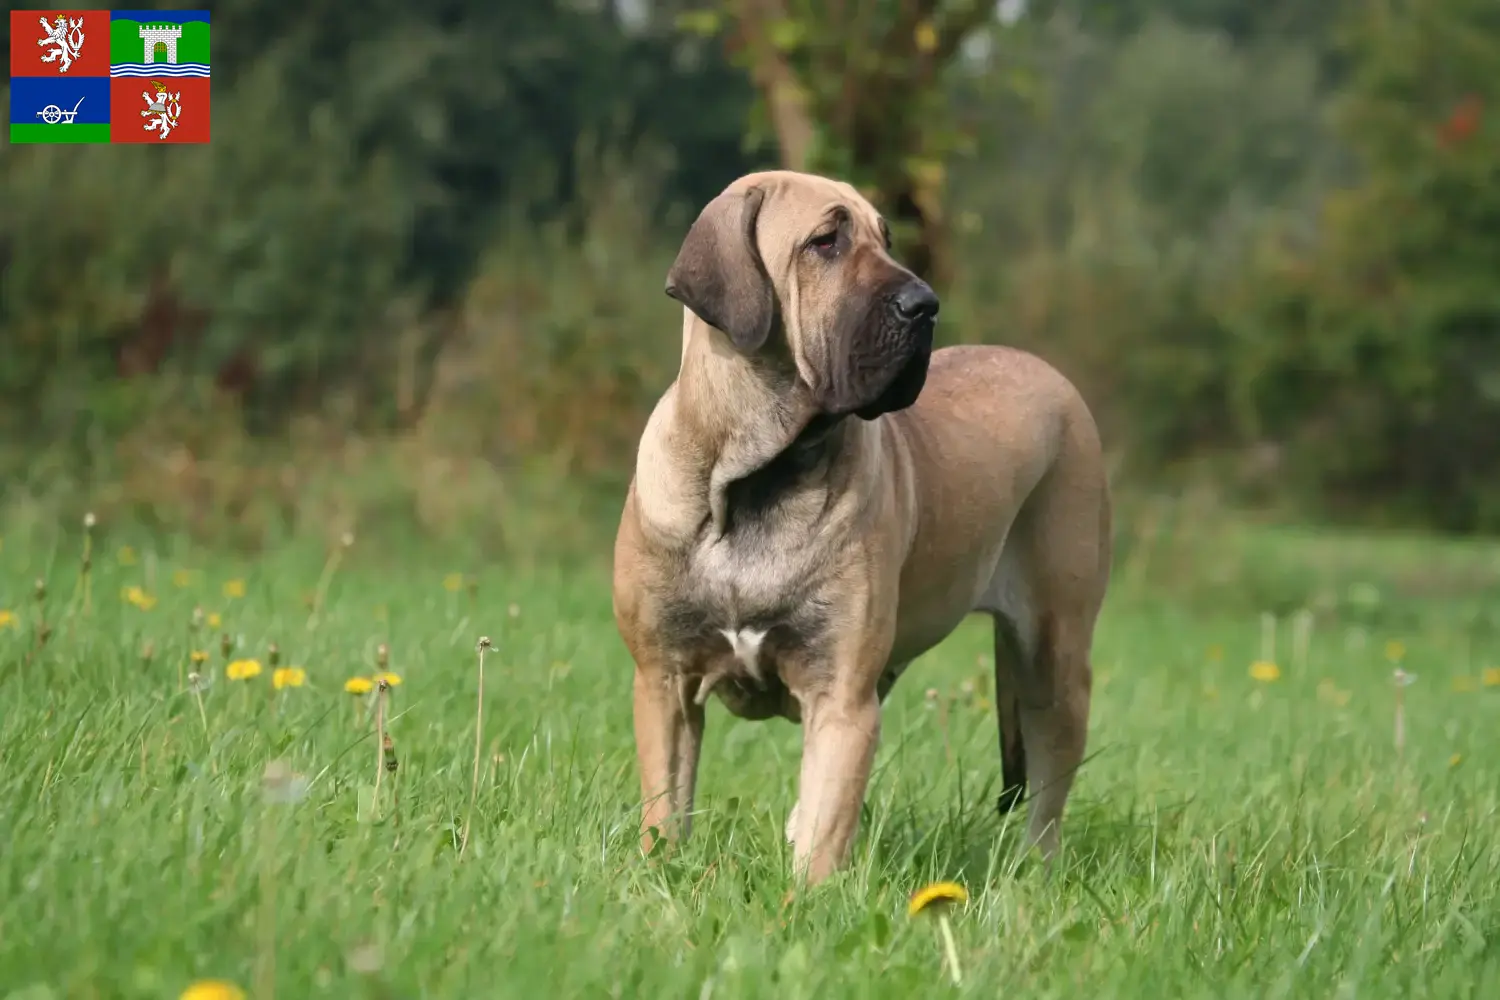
[634,311,831,545]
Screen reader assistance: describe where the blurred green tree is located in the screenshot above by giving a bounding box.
[1025,0,1348,49]
[0,0,760,438]
[675,0,1005,287]
[1239,0,1500,529]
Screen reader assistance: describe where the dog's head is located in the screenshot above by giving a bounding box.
[665,170,938,420]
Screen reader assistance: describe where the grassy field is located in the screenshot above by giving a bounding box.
[1,516,1499,999]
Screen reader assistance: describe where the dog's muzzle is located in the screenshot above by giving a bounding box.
[849,278,938,421]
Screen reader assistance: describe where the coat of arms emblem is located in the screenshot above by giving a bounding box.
[37,14,87,73]
[140,81,183,140]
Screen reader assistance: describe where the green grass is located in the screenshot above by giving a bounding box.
[1,521,1499,999]
[9,123,111,145]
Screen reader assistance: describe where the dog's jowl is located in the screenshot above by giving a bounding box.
[613,170,1112,885]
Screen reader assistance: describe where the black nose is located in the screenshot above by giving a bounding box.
[894,280,939,321]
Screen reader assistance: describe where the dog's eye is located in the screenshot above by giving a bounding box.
[808,231,839,258]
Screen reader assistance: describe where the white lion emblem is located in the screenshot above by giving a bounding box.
[37,14,86,74]
[141,83,183,140]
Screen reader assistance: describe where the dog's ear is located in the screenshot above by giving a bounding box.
[665,186,775,353]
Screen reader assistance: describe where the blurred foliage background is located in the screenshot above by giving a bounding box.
[2,0,1497,555]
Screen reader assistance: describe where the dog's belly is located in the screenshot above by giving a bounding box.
[883,577,996,675]
[889,534,1014,661]
[887,607,976,669]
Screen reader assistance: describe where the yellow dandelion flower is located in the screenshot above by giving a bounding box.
[1384,640,1406,663]
[1449,753,1463,768]
[443,573,464,593]
[344,676,374,695]
[122,585,157,611]
[223,579,246,599]
[117,545,137,566]
[179,980,246,1000]
[1452,676,1477,693]
[0,609,15,629]
[1249,661,1281,682]
[172,568,196,588]
[374,671,402,687]
[190,649,209,664]
[908,881,968,917]
[1482,667,1500,688]
[272,667,307,690]
[207,612,222,629]
[909,881,967,986]
[226,659,262,681]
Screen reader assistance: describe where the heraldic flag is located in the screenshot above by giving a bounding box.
[9,9,209,144]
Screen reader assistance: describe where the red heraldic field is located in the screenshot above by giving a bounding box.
[109,76,209,143]
[9,9,110,77]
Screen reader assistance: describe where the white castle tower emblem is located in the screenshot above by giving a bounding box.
[110,16,208,84]
[138,23,183,65]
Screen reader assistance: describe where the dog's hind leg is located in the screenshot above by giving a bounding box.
[1014,610,1093,860]
[977,540,1038,820]
[982,544,1096,861]
[1009,430,1110,860]
[979,433,1109,860]
[989,613,1029,815]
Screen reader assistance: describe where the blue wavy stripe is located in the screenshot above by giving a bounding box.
[110,63,210,77]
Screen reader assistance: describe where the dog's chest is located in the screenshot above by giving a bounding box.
[656,528,833,668]
[699,530,815,613]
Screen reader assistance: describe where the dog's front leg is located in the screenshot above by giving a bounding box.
[633,663,705,855]
[788,683,881,885]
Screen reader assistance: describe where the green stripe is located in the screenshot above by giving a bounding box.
[10,123,113,144]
